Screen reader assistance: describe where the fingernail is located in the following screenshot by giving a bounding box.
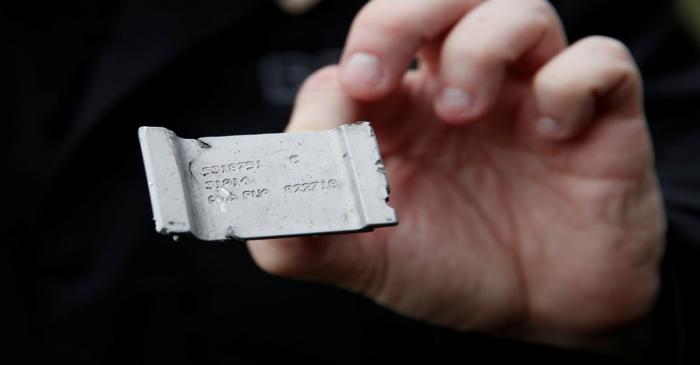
[439,87,473,115]
[536,117,565,137]
[342,52,383,90]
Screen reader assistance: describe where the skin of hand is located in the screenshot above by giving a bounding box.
[248,0,666,346]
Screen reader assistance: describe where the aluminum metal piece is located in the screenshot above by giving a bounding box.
[138,122,397,241]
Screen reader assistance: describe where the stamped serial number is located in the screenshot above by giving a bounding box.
[201,160,262,177]
[284,179,338,194]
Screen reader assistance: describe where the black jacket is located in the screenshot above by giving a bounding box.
[1,0,698,363]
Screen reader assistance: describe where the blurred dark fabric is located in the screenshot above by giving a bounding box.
[1,0,698,363]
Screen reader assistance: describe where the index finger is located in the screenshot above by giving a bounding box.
[339,0,481,100]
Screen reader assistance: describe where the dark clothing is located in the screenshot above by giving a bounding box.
[1,0,698,363]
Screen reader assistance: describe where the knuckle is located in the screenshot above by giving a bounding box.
[508,0,559,31]
[581,36,634,63]
[354,1,416,39]
[524,0,558,21]
[372,12,415,39]
[356,0,478,41]
[524,0,564,45]
[580,36,640,84]
[529,11,552,35]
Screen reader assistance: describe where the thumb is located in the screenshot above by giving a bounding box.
[247,66,380,290]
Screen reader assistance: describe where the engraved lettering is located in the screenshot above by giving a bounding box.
[241,189,270,200]
[284,179,339,194]
[200,160,262,177]
[204,177,253,191]
[204,176,262,205]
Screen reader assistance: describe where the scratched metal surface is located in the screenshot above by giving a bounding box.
[138,123,398,241]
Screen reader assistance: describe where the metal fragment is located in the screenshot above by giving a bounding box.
[138,122,397,241]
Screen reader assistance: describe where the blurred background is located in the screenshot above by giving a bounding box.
[1,0,699,363]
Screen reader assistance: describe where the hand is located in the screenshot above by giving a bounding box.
[248,0,665,345]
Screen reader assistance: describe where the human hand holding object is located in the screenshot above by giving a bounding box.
[248,0,665,346]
